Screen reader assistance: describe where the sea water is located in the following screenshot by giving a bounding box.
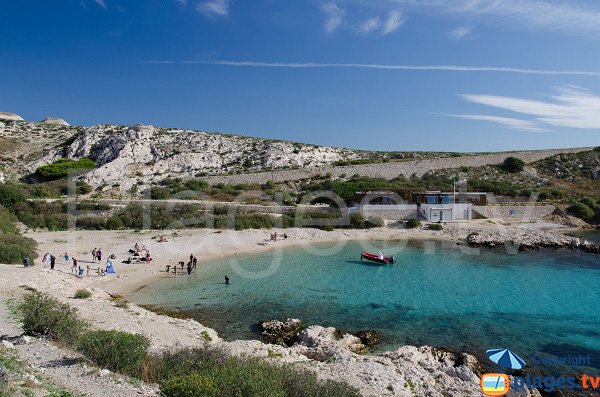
[131,239,600,369]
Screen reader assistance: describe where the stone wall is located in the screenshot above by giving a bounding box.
[203,148,590,186]
[360,205,419,220]
[472,205,556,221]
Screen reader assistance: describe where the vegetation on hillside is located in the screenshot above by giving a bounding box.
[0,187,37,264]
[16,292,361,396]
[35,157,96,180]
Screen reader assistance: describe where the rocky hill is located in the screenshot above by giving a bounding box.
[0,118,460,191]
[0,116,594,193]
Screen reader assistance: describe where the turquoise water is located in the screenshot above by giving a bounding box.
[131,240,600,369]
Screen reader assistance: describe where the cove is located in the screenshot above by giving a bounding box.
[130,239,600,370]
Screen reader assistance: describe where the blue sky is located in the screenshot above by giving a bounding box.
[1,0,600,152]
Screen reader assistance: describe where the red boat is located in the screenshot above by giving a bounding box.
[361,252,396,265]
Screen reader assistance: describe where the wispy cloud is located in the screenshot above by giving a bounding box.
[321,2,346,33]
[448,25,472,39]
[94,0,107,9]
[402,0,600,35]
[150,60,600,77]
[382,10,405,35]
[196,0,229,18]
[446,114,549,132]
[461,86,600,129]
[358,17,381,34]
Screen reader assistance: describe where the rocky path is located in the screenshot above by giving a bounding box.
[0,296,158,397]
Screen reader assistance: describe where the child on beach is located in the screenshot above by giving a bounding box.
[64,252,69,265]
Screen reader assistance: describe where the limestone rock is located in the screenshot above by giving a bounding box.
[0,112,24,121]
[39,117,70,126]
[259,318,304,346]
[353,330,381,348]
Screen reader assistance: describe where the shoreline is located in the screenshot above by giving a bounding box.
[21,220,590,297]
[2,220,591,396]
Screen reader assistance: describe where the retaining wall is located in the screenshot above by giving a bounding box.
[202,148,590,186]
[472,205,556,221]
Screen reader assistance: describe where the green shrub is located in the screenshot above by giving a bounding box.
[77,330,150,376]
[0,184,25,209]
[0,234,38,265]
[0,205,18,234]
[580,197,597,209]
[569,201,595,221]
[406,219,421,229]
[19,291,88,343]
[501,157,525,173]
[144,348,360,397]
[149,187,172,200]
[73,289,92,299]
[429,223,443,230]
[160,373,217,397]
[35,158,96,180]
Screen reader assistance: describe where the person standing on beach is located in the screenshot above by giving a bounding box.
[225,275,230,285]
[92,248,97,263]
[64,252,69,265]
[187,261,192,275]
[42,253,49,268]
[50,254,56,270]
[71,258,78,274]
[97,249,102,262]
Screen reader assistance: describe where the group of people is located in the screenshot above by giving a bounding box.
[91,248,103,263]
[166,254,198,275]
[41,253,57,270]
[269,232,288,242]
[22,249,116,278]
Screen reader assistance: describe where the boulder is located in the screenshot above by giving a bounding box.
[353,330,381,347]
[259,318,304,346]
[0,112,24,121]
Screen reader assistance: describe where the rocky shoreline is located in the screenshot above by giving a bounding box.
[466,230,600,254]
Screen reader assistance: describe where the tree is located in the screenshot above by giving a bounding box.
[0,184,25,210]
[501,157,525,173]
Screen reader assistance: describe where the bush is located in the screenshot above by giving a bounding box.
[35,158,96,180]
[569,201,595,221]
[0,184,25,210]
[0,205,18,234]
[501,157,525,173]
[406,219,421,229]
[77,330,150,376]
[0,234,38,265]
[580,197,597,209]
[160,373,217,397]
[19,291,88,343]
[144,348,361,397]
[74,289,92,299]
[429,223,443,230]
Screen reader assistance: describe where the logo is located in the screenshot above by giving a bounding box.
[481,373,510,396]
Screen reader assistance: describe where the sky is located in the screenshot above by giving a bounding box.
[1,0,600,152]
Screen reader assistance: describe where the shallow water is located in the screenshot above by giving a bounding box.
[131,239,600,370]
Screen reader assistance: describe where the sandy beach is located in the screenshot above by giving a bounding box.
[0,221,578,397]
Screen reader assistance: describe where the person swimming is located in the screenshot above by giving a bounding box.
[225,275,230,285]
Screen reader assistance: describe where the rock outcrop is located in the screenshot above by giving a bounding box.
[39,118,70,126]
[466,231,600,254]
[0,112,24,121]
[259,318,304,346]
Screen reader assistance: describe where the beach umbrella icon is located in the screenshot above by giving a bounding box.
[486,348,526,370]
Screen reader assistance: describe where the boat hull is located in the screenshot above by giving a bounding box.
[361,252,394,265]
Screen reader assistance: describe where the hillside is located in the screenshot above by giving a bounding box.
[1,118,465,190]
[0,116,596,207]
